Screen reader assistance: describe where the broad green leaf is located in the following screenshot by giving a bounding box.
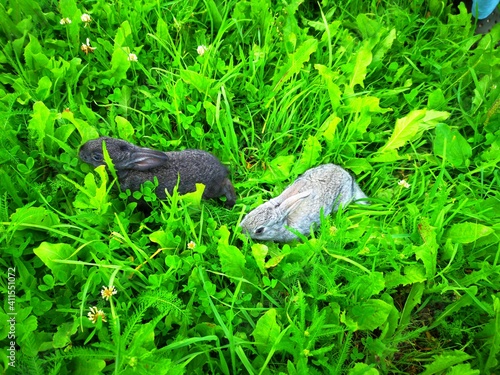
[114,20,132,48]
[17,314,38,346]
[115,116,134,141]
[349,42,372,89]
[315,64,341,108]
[428,88,446,109]
[53,321,78,348]
[33,242,74,281]
[447,364,480,375]
[10,206,60,229]
[149,230,178,249]
[108,48,130,83]
[384,265,427,288]
[369,149,402,163]
[344,158,372,175]
[35,76,52,100]
[61,111,99,142]
[59,0,78,20]
[272,38,318,92]
[345,96,388,114]
[344,299,392,331]
[372,28,397,65]
[446,222,494,244]
[54,124,76,145]
[421,350,474,375]
[382,108,424,150]
[59,0,80,48]
[252,308,280,355]
[318,113,341,144]
[429,0,446,16]
[379,294,400,340]
[24,34,49,71]
[295,135,322,174]
[28,101,56,154]
[74,166,111,214]
[412,218,438,279]
[415,110,451,138]
[204,101,216,126]
[260,155,295,183]
[349,363,380,375]
[129,321,157,351]
[0,4,22,38]
[265,254,285,268]
[17,0,47,25]
[349,113,372,136]
[380,109,450,152]
[399,282,424,330]
[205,0,223,29]
[485,296,500,372]
[180,69,218,98]
[68,358,106,375]
[357,272,385,299]
[433,123,472,167]
[356,14,381,40]
[287,361,298,375]
[430,287,477,329]
[180,183,205,207]
[217,226,247,280]
[251,244,268,274]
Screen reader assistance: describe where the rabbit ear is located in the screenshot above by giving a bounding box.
[280,190,311,217]
[279,178,309,200]
[115,148,169,171]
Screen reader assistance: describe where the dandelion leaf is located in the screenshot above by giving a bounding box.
[446,222,494,244]
[433,123,472,167]
[217,226,247,280]
[252,308,280,355]
[349,42,372,89]
[421,350,474,375]
[343,299,392,331]
[33,242,73,281]
[380,109,449,152]
[251,244,268,274]
[272,38,318,92]
[295,135,322,174]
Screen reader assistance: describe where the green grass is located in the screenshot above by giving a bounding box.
[1,0,499,373]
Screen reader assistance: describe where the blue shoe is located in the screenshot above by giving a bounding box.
[472,0,500,33]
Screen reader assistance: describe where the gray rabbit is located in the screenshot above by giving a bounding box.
[79,137,236,207]
[240,164,368,242]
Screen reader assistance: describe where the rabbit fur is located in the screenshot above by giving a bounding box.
[240,164,368,242]
[79,137,236,207]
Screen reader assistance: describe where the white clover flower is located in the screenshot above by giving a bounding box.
[87,306,107,323]
[128,53,138,62]
[197,45,208,56]
[81,38,96,54]
[60,18,72,25]
[101,285,117,301]
[187,241,196,250]
[81,13,92,23]
[398,179,411,189]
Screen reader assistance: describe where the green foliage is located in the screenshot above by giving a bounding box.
[0,0,499,374]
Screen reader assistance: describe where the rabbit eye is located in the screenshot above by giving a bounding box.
[92,152,103,162]
[255,227,265,235]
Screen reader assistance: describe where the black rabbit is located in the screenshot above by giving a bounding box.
[79,137,236,207]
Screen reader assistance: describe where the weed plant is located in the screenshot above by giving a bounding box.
[0,0,499,374]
